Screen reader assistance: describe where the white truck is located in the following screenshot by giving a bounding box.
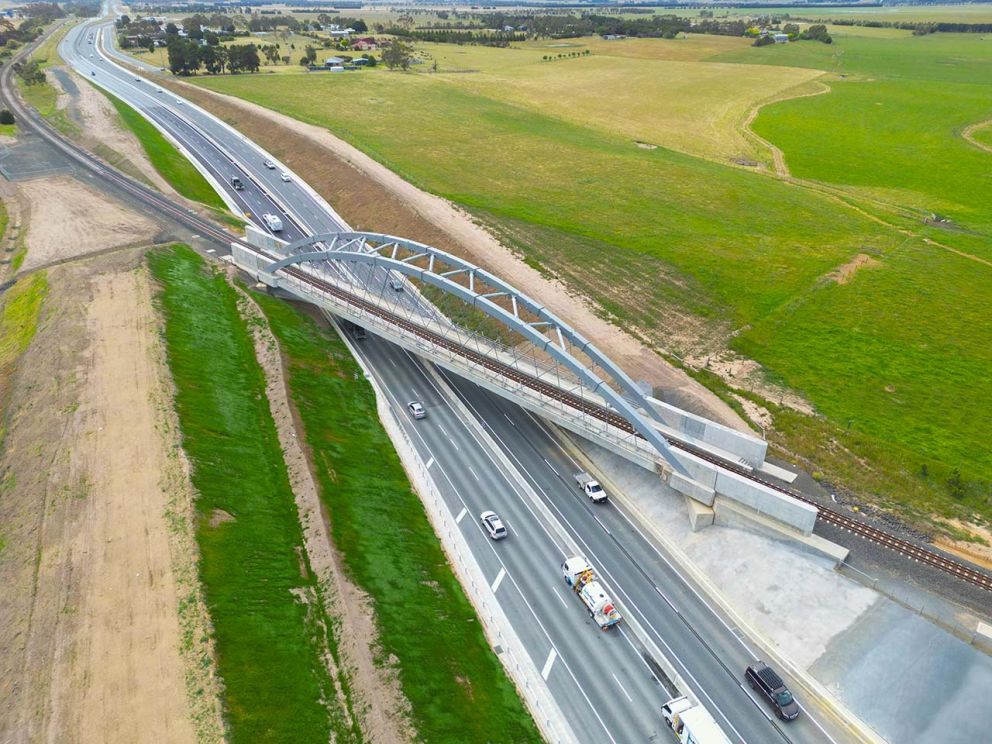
[660,696,732,744]
[262,213,283,232]
[574,471,608,503]
[561,556,621,630]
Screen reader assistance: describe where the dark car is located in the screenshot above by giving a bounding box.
[745,661,800,721]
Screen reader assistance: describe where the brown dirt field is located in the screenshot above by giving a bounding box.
[50,65,176,195]
[237,286,414,742]
[17,175,158,272]
[0,253,224,744]
[150,74,750,431]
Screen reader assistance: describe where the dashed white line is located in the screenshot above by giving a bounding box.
[541,648,558,681]
[491,567,507,593]
[468,465,480,481]
[455,507,467,524]
[425,456,435,470]
[611,673,633,703]
[552,586,570,609]
[543,458,560,476]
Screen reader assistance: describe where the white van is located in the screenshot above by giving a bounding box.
[262,213,283,232]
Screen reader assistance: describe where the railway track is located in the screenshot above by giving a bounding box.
[274,260,992,595]
[8,29,988,597]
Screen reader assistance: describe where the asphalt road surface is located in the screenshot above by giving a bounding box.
[60,12,859,743]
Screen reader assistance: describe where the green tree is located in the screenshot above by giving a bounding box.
[381,39,413,70]
[0,109,14,125]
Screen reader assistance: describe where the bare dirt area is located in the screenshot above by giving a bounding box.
[48,65,175,194]
[935,520,992,571]
[151,75,750,431]
[17,175,158,271]
[236,286,414,743]
[826,253,881,285]
[0,253,223,743]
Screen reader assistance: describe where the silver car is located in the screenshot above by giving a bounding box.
[480,511,507,540]
[407,401,426,420]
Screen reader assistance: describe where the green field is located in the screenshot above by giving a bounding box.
[103,91,226,209]
[148,245,356,742]
[192,28,992,528]
[253,293,539,741]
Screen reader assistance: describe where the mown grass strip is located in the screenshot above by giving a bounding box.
[148,245,348,743]
[253,292,540,743]
[103,90,226,210]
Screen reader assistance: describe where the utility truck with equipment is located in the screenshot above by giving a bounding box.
[561,556,621,629]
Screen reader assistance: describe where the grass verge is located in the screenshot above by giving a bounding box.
[0,272,48,442]
[102,90,226,210]
[148,245,354,742]
[252,292,540,742]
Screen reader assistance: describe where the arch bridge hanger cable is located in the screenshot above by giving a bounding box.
[268,231,688,476]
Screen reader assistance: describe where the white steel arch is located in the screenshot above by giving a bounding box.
[266,231,689,476]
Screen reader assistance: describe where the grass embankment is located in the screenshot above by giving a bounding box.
[148,245,356,742]
[252,293,539,742]
[15,22,77,136]
[0,272,48,442]
[192,34,992,529]
[103,91,226,210]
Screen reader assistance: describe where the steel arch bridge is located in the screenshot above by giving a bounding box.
[264,231,690,477]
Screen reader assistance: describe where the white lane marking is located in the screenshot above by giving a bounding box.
[552,586,569,609]
[612,673,633,703]
[491,567,507,593]
[446,436,460,452]
[389,357,397,368]
[425,456,435,470]
[456,507,467,524]
[468,465,480,481]
[541,648,558,681]
[542,458,559,476]
[504,412,516,426]
[457,382,757,744]
[375,329,617,743]
[437,423,448,436]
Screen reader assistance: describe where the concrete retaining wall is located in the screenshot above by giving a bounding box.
[338,323,577,744]
[714,469,818,536]
[647,396,767,467]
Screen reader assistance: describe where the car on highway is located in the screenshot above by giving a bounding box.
[745,662,799,721]
[175,99,183,105]
[388,277,404,292]
[280,172,292,182]
[264,159,276,169]
[91,71,95,76]
[407,401,427,420]
[480,511,507,540]
[156,87,163,93]
[134,77,141,82]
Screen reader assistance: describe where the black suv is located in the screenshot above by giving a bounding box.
[745,661,800,721]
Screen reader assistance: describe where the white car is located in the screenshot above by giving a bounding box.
[280,172,291,182]
[480,511,507,540]
[176,99,183,105]
[156,87,163,93]
[388,277,404,292]
[264,159,276,169]
[407,401,426,420]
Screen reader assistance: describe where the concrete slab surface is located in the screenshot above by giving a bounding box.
[811,599,992,744]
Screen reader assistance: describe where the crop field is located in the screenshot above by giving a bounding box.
[192,28,992,528]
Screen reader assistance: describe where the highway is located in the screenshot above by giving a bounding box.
[57,12,858,743]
